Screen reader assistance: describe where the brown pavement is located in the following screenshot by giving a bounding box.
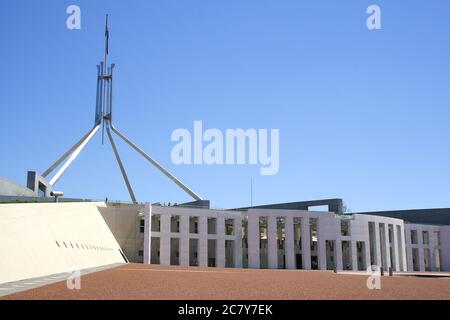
[2,263,450,300]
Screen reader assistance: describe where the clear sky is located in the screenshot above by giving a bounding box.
[0,1,449,211]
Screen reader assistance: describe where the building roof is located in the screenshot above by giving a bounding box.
[354,208,450,226]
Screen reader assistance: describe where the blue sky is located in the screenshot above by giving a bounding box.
[0,1,449,211]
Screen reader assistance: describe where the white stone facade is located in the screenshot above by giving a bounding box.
[144,204,242,268]
[142,204,449,272]
[404,224,443,271]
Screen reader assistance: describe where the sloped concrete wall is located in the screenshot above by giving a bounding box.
[0,177,35,197]
[0,202,126,284]
[98,203,144,263]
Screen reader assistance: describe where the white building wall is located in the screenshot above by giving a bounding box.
[284,216,295,269]
[301,216,311,270]
[247,214,260,269]
[159,214,171,265]
[440,226,450,272]
[179,215,190,266]
[198,215,208,267]
[0,202,125,284]
[145,204,242,268]
[267,216,278,269]
[143,203,151,264]
[142,204,450,273]
[350,215,405,272]
[404,223,442,272]
[216,217,226,267]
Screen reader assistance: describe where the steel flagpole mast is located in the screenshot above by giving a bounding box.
[40,16,204,204]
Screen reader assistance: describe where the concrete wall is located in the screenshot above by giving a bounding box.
[351,214,407,272]
[98,203,144,263]
[245,209,407,272]
[97,202,450,273]
[436,225,450,272]
[144,205,243,268]
[0,177,35,197]
[404,223,443,272]
[0,202,126,284]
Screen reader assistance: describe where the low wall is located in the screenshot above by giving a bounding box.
[0,202,126,284]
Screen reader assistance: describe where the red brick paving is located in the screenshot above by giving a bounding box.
[2,264,450,300]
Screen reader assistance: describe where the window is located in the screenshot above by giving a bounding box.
[38,182,46,198]
[171,216,180,233]
[208,217,217,234]
[434,231,441,245]
[138,250,143,257]
[151,214,161,232]
[388,224,394,244]
[341,219,350,236]
[423,231,429,245]
[225,219,234,235]
[411,230,418,244]
[293,217,302,247]
[140,219,145,233]
[190,216,199,234]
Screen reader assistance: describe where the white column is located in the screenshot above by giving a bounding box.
[336,239,343,270]
[233,216,243,268]
[351,241,358,271]
[301,216,311,270]
[247,214,260,269]
[318,219,327,270]
[418,230,425,271]
[383,224,391,269]
[392,225,400,271]
[267,216,278,269]
[430,245,437,271]
[198,215,208,267]
[285,216,295,269]
[399,225,408,271]
[374,223,382,268]
[364,241,371,270]
[216,217,225,267]
[143,203,152,264]
[405,227,414,271]
[179,215,190,266]
[159,213,171,265]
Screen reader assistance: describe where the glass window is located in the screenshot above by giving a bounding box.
[411,230,418,244]
[190,216,199,234]
[208,217,217,234]
[434,231,441,245]
[423,231,429,245]
[225,219,234,235]
[171,216,180,233]
[341,219,350,236]
[151,214,161,232]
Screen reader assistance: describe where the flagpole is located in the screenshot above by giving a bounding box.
[102,14,109,144]
[104,14,108,72]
